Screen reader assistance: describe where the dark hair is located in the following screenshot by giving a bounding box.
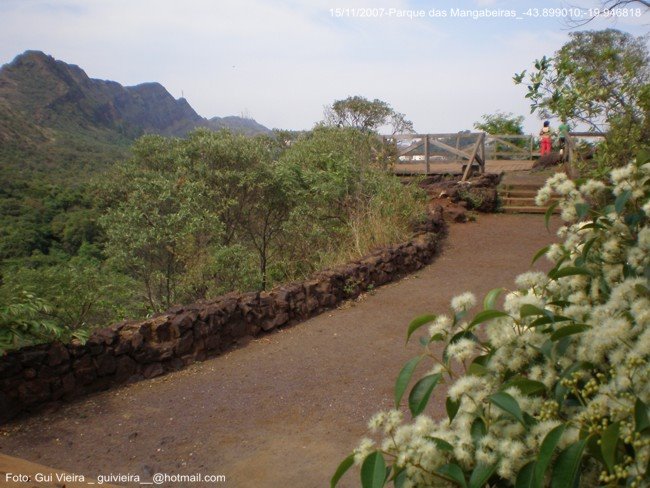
[543,120,550,127]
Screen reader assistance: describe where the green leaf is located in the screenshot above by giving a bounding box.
[392,467,407,488]
[446,397,460,423]
[529,314,571,327]
[519,304,547,318]
[550,438,588,488]
[545,201,559,230]
[600,422,620,472]
[614,189,632,214]
[468,309,510,329]
[550,324,590,341]
[579,221,606,231]
[331,454,355,487]
[515,461,536,488]
[361,451,387,488]
[574,203,590,219]
[428,437,454,452]
[395,356,424,408]
[483,288,504,310]
[429,333,445,344]
[548,266,592,279]
[535,424,566,487]
[468,358,489,377]
[580,237,598,261]
[502,378,547,396]
[635,398,650,433]
[489,392,525,425]
[469,463,496,488]
[406,314,436,344]
[435,463,468,488]
[531,245,550,265]
[408,373,442,416]
[471,417,487,444]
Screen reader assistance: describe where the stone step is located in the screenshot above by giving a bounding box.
[499,183,546,192]
[498,189,539,198]
[500,196,560,206]
[497,180,561,214]
[500,197,536,206]
[501,205,559,214]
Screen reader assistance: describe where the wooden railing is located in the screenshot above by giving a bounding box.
[485,134,535,161]
[385,131,606,179]
[385,132,486,180]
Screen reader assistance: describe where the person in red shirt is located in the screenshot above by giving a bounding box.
[539,120,552,156]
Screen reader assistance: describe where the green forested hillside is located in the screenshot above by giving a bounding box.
[0,126,426,352]
[0,51,424,352]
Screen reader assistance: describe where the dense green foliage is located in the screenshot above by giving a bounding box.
[514,29,650,172]
[0,125,426,351]
[335,154,650,488]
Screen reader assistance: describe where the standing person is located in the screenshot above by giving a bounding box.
[558,120,570,157]
[539,120,552,156]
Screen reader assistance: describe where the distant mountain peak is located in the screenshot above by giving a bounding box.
[0,51,271,172]
[0,50,270,140]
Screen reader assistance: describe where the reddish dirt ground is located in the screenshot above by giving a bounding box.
[0,214,560,488]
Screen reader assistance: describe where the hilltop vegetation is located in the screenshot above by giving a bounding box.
[1,122,426,351]
[0,49,426,353]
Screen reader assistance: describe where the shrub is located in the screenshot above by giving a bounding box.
[0,291,87,354]
[334,154,649,487]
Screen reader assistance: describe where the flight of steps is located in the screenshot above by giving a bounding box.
[498,182,560,214]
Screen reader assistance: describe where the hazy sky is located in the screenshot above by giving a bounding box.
[0,0,648,133]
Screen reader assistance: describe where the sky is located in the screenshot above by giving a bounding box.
[0,0,648,134]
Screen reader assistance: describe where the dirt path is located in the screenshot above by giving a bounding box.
[0,214,560,488]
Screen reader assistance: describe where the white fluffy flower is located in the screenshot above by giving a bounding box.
[515,271,547,290]
[451,292,476,312]
[428,315,452,338]
[446,338,477,363]
[535,186,552,206]
[579,179,606,197]
[353,438,375,465]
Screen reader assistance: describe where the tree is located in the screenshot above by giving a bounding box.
[276,126,426,275]
[98,131,257,311]
[473,112,524,135]
[323,96,414,134]
[514,29,650,167]
[568,1,650,26]
[237,166,293,290]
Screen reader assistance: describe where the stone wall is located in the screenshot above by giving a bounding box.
[0,210,446,423]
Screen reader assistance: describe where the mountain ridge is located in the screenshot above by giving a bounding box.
[0,50,271,177]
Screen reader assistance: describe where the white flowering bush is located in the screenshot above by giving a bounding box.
[333,155,650,488]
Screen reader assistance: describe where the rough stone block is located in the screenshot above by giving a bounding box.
[47,342,69,366]
[18,379,50,405]
[115,356,137,382]
[95,353,117,376]
[171,312,195,332]
[143,362,164,379]
[174,332,194,355]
